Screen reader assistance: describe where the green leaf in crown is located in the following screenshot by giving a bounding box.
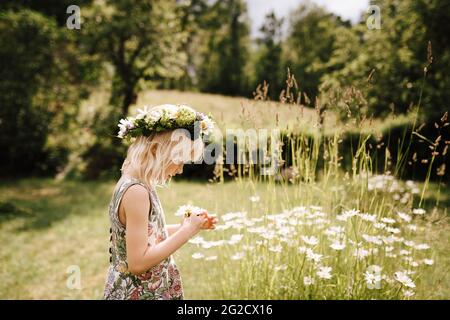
[117,104,215,141]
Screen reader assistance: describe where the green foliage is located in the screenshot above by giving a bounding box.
[195,0,251,96]
[284,2,350,103]
[0,0,92,26]
[84,0,187,116]
[252,11,284,100]
[0,10,87,176]
[321,0,450,121]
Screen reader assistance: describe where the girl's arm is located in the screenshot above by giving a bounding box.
[123,185,206,275]
[166,224,182,237]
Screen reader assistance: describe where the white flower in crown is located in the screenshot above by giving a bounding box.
[160,104,178,119]
[199,116,215,135]
[117,118,135,138]
[136,106,150,120]
[117,103,214,139]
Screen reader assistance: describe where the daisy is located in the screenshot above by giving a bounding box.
[397,211,412,222]
[306,250,322,263]
[317,266,332,280]
[188,236,205,245]
[362,234,383,245]
[231,252,245,260]
[381,217,396,224]
[385,227,401,234]
[423,259,434,266]
[303,276,315,286]
[354,248,370,260]
[330,241,346,251]
[403,290,415,297]
[415,243,430,250]
[205,256,218,261]
[358,213,377,222]
[192,252,204,259]
[274,265,288,271]
[364,265,382,289]
[301,235,319,246]
[412,208,426,215]
[268,245,283,253]
[228,234,244,245]
[394,271,415,288]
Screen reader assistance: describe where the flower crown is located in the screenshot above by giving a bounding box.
[117,104,215,140]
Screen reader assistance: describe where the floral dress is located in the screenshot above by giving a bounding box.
[103,176,184,300]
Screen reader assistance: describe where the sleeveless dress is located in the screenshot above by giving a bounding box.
[103,176,184,300]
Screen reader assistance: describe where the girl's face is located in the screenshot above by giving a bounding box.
[165,161,184,179]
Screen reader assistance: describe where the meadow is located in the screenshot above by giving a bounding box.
[1,90,448,299]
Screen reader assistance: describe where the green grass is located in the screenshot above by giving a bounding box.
[0,177,448,299]
[81,89,348,135]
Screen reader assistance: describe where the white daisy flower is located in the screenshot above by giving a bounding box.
[301,235,319,246]
[403,240,415,247]
[394,271,415,288]
[385,227,401,234]
[354,248,370,260]
[415,243,430,250]
[306,250,322,263]
[400,249,411,256]
[381,217,396,224]
[330,241,346,251]
[374,222,386,230]
[423,259,434,266]
[274,265,288,271]
[403,290,415,297]
[303,276,315,286]
[364,265,382,289]
[358,213,377,222]
[268,245,283,253]
[231,252,244,260]
[412,208,426,215]
[397,211,412,222]
[188,236,205,245]
[199,116,215,135]
[317,266,332,280]
[362,234,383,245]
[249,195,260,203]
[192,252,204,259]
[228,234,244,245]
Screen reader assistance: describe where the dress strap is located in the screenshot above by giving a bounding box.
[110,177,152,232]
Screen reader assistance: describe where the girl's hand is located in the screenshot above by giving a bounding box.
[181,213,207,237]
[199,211,218,230]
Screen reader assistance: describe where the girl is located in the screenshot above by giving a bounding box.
[103,104,217,300]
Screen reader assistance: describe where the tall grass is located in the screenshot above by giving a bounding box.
[181,70,448,299]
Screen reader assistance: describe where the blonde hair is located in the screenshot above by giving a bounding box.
[121,129,204,187]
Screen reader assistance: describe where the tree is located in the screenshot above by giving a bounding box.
[84,0,187,120]
[0,9,95,176]
[172,0,210,90]
[196,0,250,96]
[284,1,350,103]
[322,0,450,121]
[253,11,284,100]
[0,0,92,26]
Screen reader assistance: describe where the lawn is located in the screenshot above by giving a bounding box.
[0,177,448,299]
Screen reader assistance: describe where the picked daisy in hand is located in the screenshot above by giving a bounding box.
[176,205,218,229]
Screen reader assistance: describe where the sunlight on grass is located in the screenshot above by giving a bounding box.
[0,178,448,299]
